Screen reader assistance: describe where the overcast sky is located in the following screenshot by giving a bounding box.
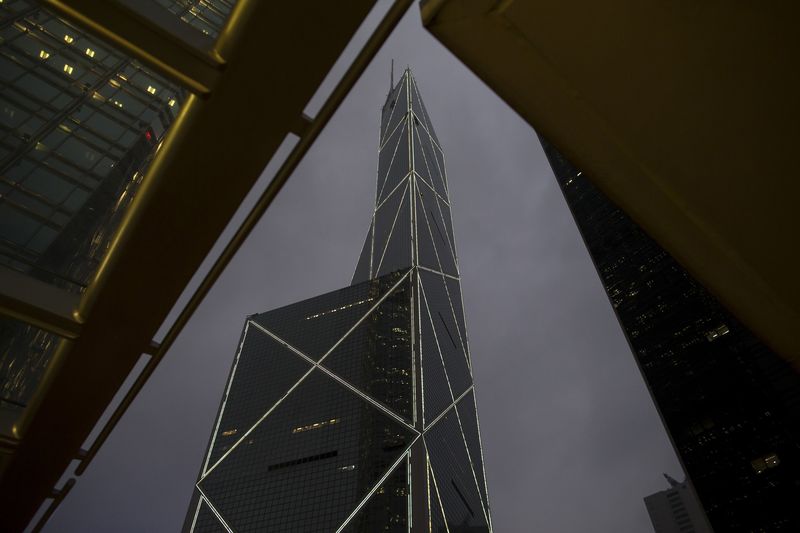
[44,3,682,532]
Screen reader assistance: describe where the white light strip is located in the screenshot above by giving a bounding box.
[375,172,412,211]
[426,445,452,533]
[423,385,473,435]
[418,281,457,427]
[376,117,407,201]
[194,488,234,533]
[417,264,459,281]
[453,398,491,523]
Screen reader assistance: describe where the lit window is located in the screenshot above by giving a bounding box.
[221,429,237,437]
[112,100,123,108]
[109,79,121,88]
[64,34,74,44]
[705,324,730,342]
[39,50,50,60]
[63,64,74,75]
[751,452,780,473]
[292,418,340,434]
[146,85,157,95]
[85,48,95,57]
[168,98,176,107]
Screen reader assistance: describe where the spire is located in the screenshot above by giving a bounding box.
[352,69,456,285]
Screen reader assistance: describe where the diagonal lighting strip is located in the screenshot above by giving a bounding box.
[466,390,493,531]
[439,273,471,375]
[412,170,442,204]
[379,75,407,147]
[417,264,459,281]
[426,446,452,533]
[375,182,410,275]
[379,110,407,152]
[334,443,416,533]
[408,72,444,154]
[193,488,234,533]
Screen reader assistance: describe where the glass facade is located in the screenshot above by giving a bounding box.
[185,70,491,531]
[542,139,800,531]
[0,0,241,434]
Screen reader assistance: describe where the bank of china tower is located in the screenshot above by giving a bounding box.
[184,69,492,533]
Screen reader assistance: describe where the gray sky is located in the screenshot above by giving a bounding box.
[44,3,681,531]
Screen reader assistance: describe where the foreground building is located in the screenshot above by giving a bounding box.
[183,69,491,532]
[542,139,800,531]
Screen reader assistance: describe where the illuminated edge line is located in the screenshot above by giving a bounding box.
[334,441,416,533]
[194,489,234,533]
[468,389,493,531]
[408,72,444,154]
[249,269,416,431]
[379,77,406,148]
[423,384,473,435]
[417,264,458,281]
[419,270,470,377]
[412,125,449,207]
[426,443,452,533]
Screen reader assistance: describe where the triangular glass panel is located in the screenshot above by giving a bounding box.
[415,124,448,200]
[198,369,416,533]
[456,391,490,518]
[374,182,409,270]
[322,271,413,422]
[444,277,469,368]
[251,280,376,361]
[352,220,373,285]
[377,119,406,201]
[429,463,449,533]
[415,185,442,273]
[339,455,410,532]
[381,76,408,147]
[205,323,312,469]
[425,409,490,533]
[409,74,440,149]
[420,270,471,399]
[379,121,411,204]
[190,498,229,533]
[377,187,412,277]
[420,280,455,426]
[418,182,457,277]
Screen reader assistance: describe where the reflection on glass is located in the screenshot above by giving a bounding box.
[0,2,192,426]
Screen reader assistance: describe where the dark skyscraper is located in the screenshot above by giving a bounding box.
[183,69,491,532]
[541,139,800,531]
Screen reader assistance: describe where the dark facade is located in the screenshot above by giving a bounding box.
[541,139,800,531]
[183,70,491,532]
[0,1,233,436]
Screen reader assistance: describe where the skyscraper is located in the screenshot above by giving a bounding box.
[183,69,491,532]
[644,474,711,533]
[541,139,800,531]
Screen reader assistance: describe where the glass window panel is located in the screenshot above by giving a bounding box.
[378,121,410,204]
[376,118,405,200]
[425,409,489,532]
[340,456,409,533]
[0,316,64,436]
[418,182,457,277]
[204,323,312,469]
[351,220,373,285]
[409,75,440,148]
[456,391,490,514]
[376,185,411,277]
[190,499,229,533]
[251,280,375,362]
[445,277,469,361]
[414,186,441,273]
[322,271,413,422]
[420,279,454,426]
[197,369,416,532]
[374,181,408,270]
[420,270,471,399]
[429,474,449,533]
